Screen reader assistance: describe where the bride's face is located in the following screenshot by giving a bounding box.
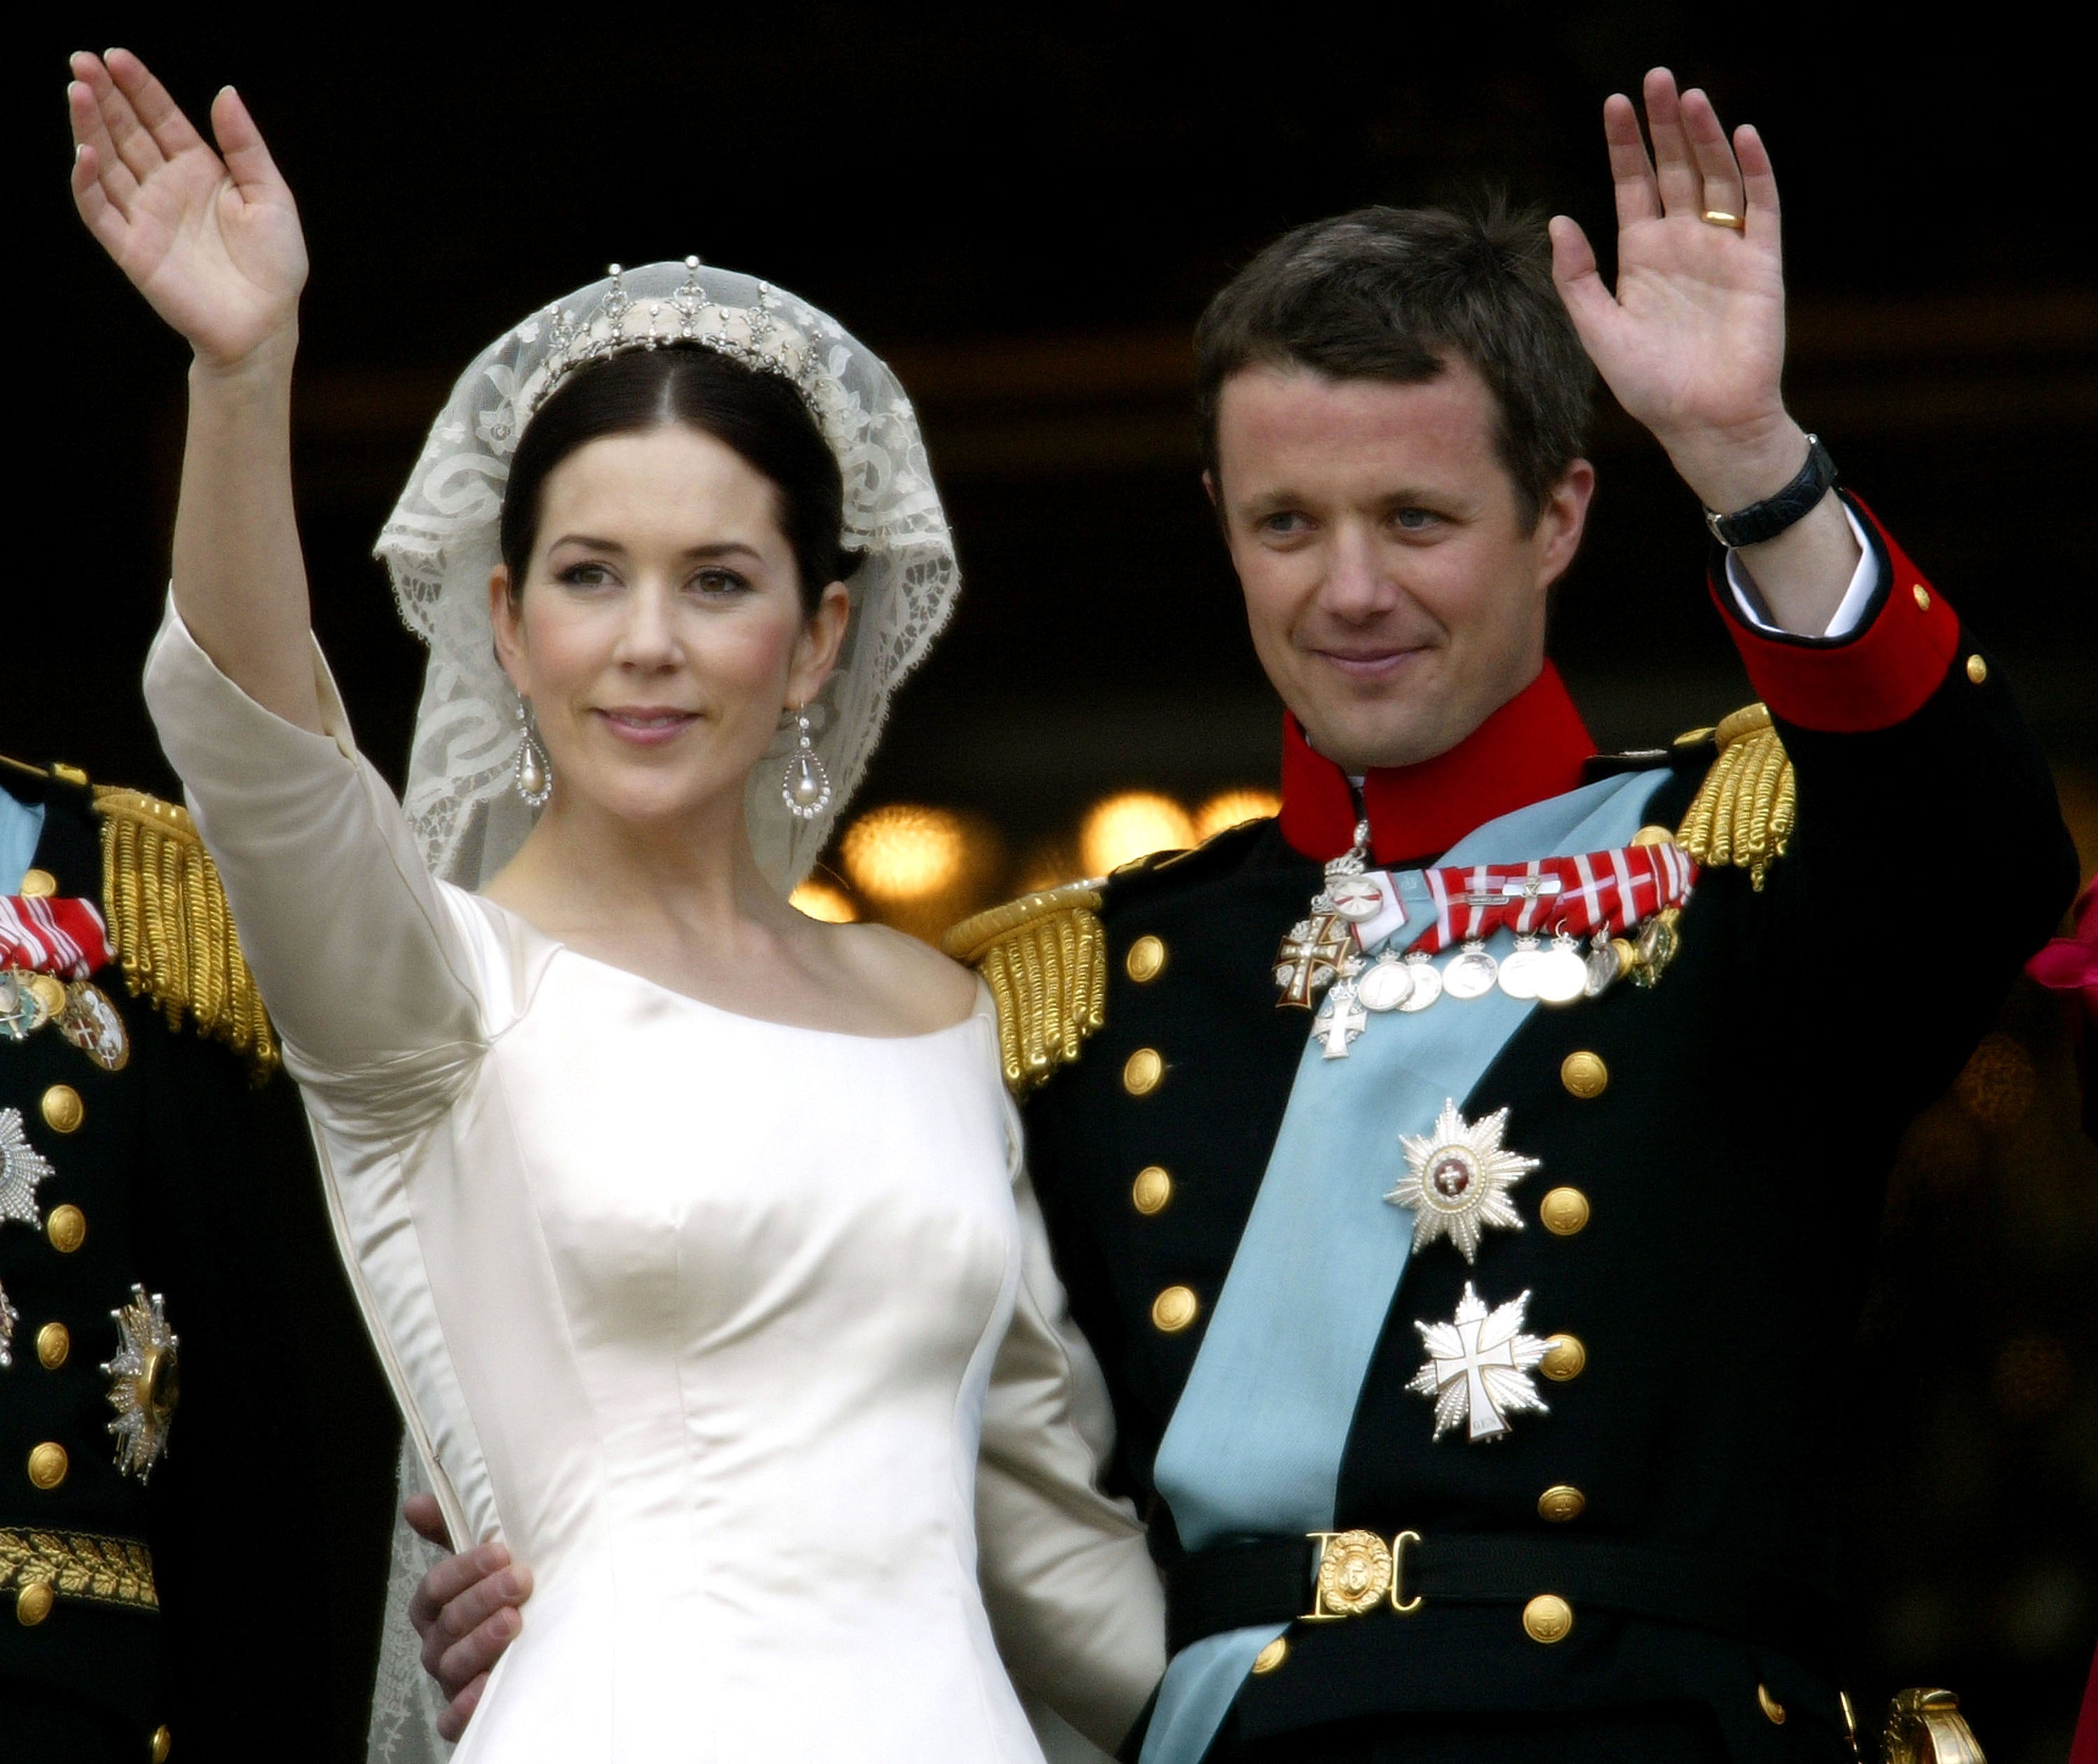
[490,424,849,832]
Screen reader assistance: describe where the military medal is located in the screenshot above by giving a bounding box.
[1497,936,1546,999]
[1534,933,1590,1005]
[1442,941,1499,998]
[0,1107,55,1228]
[104,1286,180,1481]
[1386,1100,1539,1262]
[58,981,129,1072]
[1355,949,1413,1012]
[1397,952,1441,1012]
[1275,818,1374,1009]
[0,1279,16,1369]
[1407,1283,1550,1442]
[1314,978,1369,1059]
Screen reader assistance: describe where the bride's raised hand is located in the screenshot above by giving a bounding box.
[68,49,307,371]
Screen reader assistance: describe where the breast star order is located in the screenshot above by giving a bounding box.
[1385,1100,1539,1263]
[103,1287,180,1482]
[1407,1282,1549,1442]
[0,1106,55,1228]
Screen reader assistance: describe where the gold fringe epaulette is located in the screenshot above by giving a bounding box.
[92,788,278,1078]
[942,880,1108,1095]
[1674,703,1795,891]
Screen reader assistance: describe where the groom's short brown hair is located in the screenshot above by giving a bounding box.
[1195,201,1593,529]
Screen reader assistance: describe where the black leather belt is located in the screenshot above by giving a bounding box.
[1165,1528,1842,1668]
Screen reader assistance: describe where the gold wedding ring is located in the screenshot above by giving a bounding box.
[1701,209,1747,231]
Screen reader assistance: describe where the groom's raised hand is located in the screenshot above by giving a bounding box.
[405,1493,532,1741]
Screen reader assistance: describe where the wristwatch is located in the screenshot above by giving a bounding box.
[1702,433,1836,548]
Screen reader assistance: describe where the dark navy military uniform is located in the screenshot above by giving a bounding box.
[1006,508,2077,1762]
[1,761,398,1764]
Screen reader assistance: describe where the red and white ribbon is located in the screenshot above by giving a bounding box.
[0,894,112,980]
[1356,842,1697,956]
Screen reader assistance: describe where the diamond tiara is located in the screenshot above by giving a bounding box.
[528,257,831,424]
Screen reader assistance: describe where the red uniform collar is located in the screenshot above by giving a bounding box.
[1278,664,1597,866]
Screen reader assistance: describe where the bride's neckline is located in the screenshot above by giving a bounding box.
[467,891,985,1047]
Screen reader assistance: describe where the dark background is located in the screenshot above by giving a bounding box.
[12,8,2097,1759]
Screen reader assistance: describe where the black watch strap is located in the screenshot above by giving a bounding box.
[1703,433,1836,548]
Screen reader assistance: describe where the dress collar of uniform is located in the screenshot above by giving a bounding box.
[1278,662,1596,866]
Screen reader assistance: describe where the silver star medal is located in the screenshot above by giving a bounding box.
[1408,1282,1550,1442]
[1387,1100,1540,1262]
[1,1106,55,1228]
[104,1286,180,1481]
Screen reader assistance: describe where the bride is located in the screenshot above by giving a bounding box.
[68,49,1163,1763]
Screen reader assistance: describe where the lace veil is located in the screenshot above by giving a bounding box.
[362,262,960,1763]
[378,258,959,893]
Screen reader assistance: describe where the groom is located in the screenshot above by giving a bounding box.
[411,71,2075,1761]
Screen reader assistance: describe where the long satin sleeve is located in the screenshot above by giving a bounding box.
[978,1144,1167,1755]
[141,596,487,1135]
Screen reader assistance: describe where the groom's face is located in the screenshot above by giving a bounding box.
[1211,359,1591,774]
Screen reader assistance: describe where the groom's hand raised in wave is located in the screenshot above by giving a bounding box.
[405,1495,532,1742]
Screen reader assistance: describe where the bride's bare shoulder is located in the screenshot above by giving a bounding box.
[823,919,980,1034]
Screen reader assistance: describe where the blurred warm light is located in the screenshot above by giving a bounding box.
[789,879,859,924]
[1194,787,1282,842]
[1078,792,1196,878]
[839,804,973,902]
[1013,841,1083,896]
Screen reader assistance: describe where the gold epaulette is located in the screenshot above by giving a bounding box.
[1674,703,1794,891]
[92,787,278,1079]
[942,880,1108,1095]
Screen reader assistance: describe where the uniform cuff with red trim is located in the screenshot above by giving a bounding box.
[1709,493,1962,733]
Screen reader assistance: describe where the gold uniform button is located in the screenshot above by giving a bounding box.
[47,1205,86,1254]
[1539,1187,1590,1237]
[1757,1684,1786,1725]
[27,1442,69,1489]
[1540,1333,1587,1382]
[18,868,58,898]
[41,1084,84,1134]
[1522,1593,1574,1644]
[1126,935,1167,983]
[1912,583,1932,612]
[1132,1166,1173,1215]
[1966,653,1988,684]
[1628,825,1674,848]
[1537,1484,1587,1523]
[1560,1052,1608,1099]
[1151,1285,1200,1333]
[36,1322,69,1370]
[152,1726,173,1763]
[1250,1636,1289,1675]
[1122,1047,1164,1096]
[15,1580,55,1626]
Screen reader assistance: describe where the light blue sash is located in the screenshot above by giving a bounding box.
[1139,768,1671,1764]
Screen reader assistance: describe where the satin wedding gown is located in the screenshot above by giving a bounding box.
[144,603,1164,1763]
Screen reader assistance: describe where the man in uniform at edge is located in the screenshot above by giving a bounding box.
[406,71,2077,1761]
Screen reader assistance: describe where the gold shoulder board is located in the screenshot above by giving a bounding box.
[93,788,278,1078]
[1674,703,1794,891]
[942,880,1108,1095]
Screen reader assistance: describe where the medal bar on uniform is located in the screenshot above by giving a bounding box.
[1285,838,1699,1037]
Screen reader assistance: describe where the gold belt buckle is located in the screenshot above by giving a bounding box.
[1302,1528,1422,1619]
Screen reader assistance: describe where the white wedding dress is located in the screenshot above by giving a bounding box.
[143,603,1164,1763]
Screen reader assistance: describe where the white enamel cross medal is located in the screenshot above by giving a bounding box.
[1385,1100,1539,1262]
[1314,979,1368,1059]
[1407,1283,1549,1442]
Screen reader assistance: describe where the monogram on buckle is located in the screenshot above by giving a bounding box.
[1302,1528,1422,1619]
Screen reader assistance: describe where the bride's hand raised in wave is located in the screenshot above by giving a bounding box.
[69,49,306,369]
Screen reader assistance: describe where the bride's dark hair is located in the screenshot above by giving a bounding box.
[498,346,857,611]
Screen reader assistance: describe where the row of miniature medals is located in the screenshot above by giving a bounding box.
[1276,819,1694,1061]
[1276,822,1697,1451]
[0,891,169,1485]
